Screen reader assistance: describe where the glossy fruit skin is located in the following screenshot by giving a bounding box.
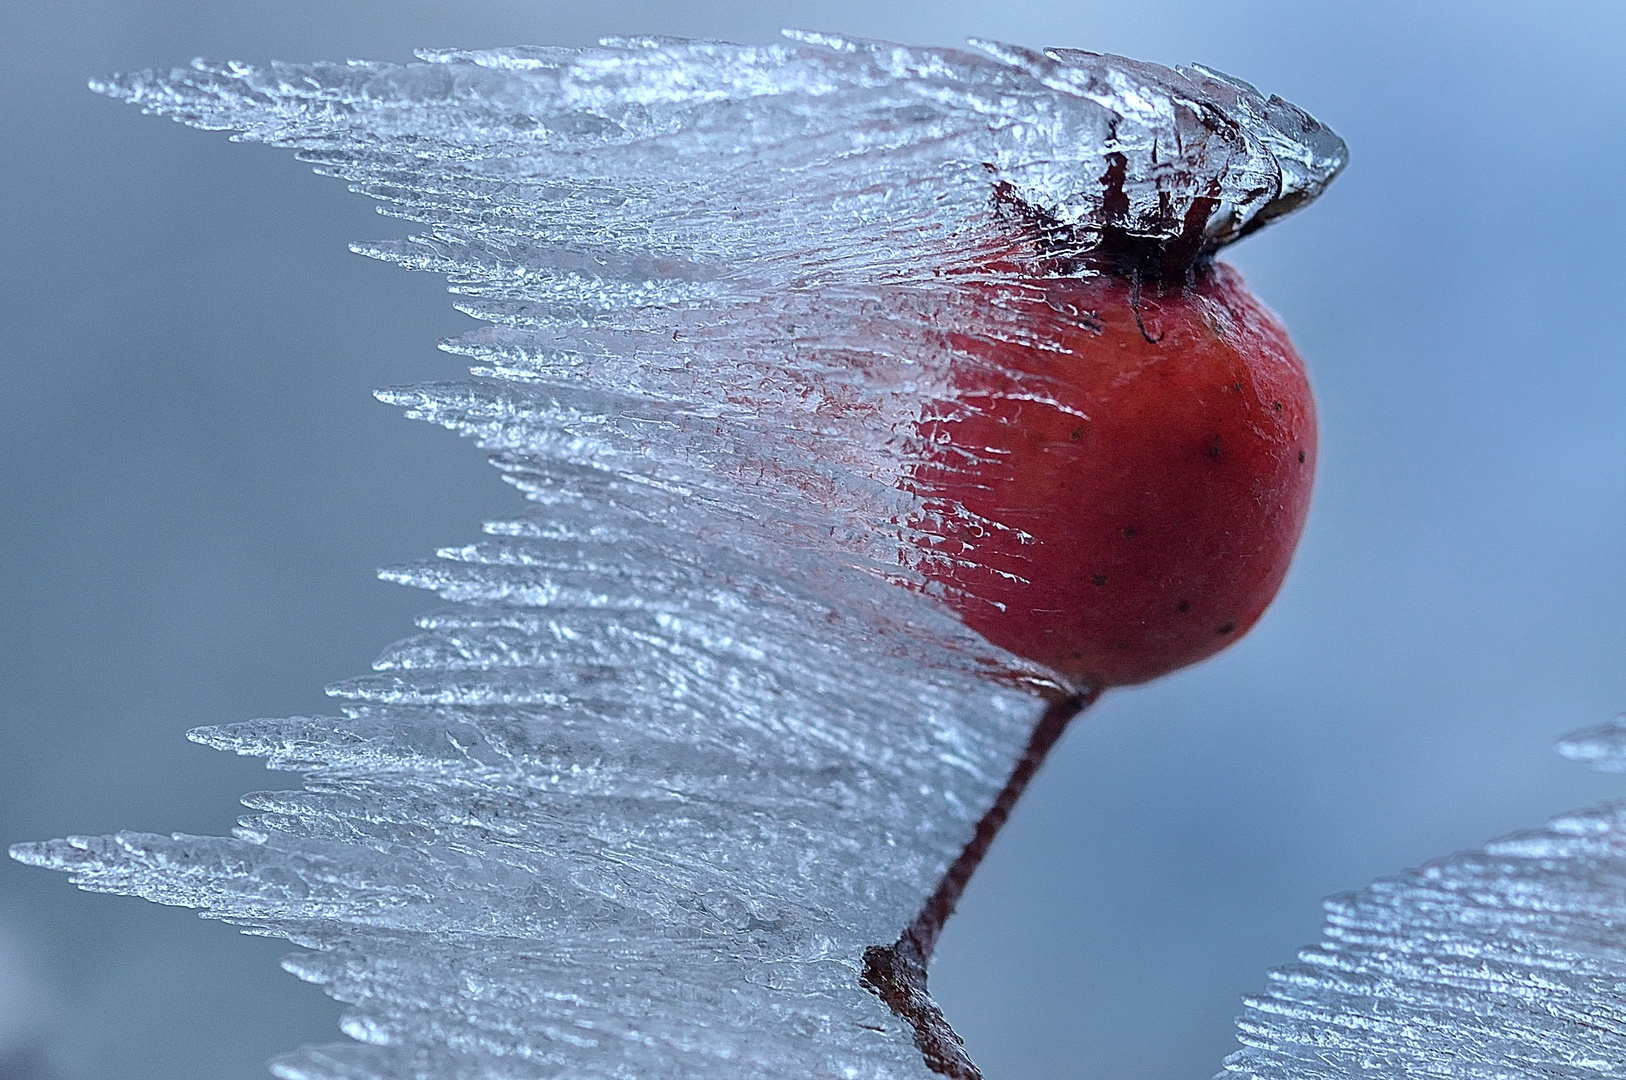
[907,260,1315,690]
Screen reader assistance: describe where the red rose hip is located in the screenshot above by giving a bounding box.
[908,261,1315,690]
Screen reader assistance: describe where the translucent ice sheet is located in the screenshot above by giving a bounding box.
[1223,722,1626,1080]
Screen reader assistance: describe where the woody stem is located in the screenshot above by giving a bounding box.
[861,688,1099,1079]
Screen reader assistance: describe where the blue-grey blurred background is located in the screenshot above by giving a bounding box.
[3,2,1625,1077]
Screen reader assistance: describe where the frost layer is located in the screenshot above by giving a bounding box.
[1224,722,1626,1080]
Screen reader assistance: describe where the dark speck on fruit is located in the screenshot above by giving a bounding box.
[1092,574,1108,586]
[1122,525,1138,538]
[1207,436,1223,458]
[1177,600,1191,613]
[1297,449,1306,463]
[1217,621,1236,634]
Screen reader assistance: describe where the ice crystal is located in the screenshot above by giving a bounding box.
[1225,722,1626,1080]
[33,30,1626,1080]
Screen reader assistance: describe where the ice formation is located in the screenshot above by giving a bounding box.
[1222,723,1626,1079]
[23,31,1621,1080]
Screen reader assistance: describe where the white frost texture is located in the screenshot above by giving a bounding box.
[12,31,1622,1080]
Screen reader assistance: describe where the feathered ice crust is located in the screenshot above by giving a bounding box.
[1222,724,1626,1080]
[22,31,1624,1080]
[86,33,1347,270]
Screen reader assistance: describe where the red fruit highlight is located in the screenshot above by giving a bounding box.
[908,261,1315,690]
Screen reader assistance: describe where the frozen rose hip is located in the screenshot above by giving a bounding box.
[908,261,1315,689]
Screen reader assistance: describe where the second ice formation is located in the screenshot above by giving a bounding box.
[18,31,1618,1080]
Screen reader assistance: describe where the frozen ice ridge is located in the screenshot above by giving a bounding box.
[26,29,1620,1080]
[1224,721,1626,1080]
